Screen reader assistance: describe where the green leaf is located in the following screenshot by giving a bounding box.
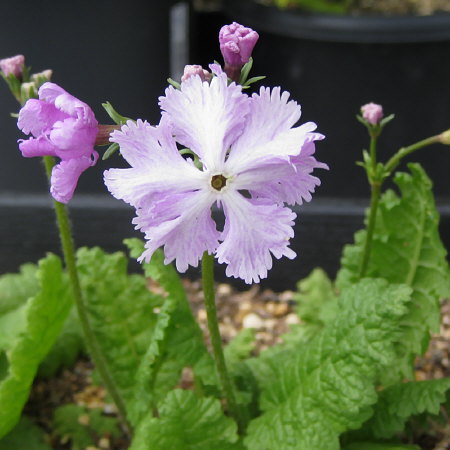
[130,389,240,450]
[293,268,337,326]
[0,254,73,438]
[244,279,412,450]
[224,328,256,369]
[352,379,450,440]
[124,239,218,418]
[337,164,450,381]
[342,443,419,450]
[38,306,85,377]
[75,247,163,426]
[0,416,51,450]
[53,404,120,450]
[0,263,39,316]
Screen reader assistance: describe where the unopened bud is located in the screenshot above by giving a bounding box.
[439,129,450,145]
[20,81,37,100]
[361,102,384,125]
[31,69,53,86]
[0,54,25,78]
[219,22,259,81]
[181,65,211,83]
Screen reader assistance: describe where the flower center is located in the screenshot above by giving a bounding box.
[211,174,227,191]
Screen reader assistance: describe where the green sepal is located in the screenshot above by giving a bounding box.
[239,57,253,85]
[101,101,131,125]
[167,78,181,90]
[102,142,120,160]
[243,75,266,87]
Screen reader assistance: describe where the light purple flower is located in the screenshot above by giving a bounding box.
[0,54,25,77]
[181,65,211,83]
[17,82,98,203]
[361,102,384,125]
[219,22,259,81]
[104,66,326,284]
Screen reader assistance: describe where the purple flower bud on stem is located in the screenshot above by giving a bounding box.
[181,65,211,83]
[0,54,25,78]
[219,22,259,82]
[361,102,384,125]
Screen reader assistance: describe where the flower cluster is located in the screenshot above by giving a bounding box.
[105,65,326,283]
[17,82,98,203]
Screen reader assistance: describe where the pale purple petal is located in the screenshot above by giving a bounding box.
[49,117,98,159]
[135,190,220,272]
[216,191,296,284]
[105,120,205,208]
[18,135,57,158]
[50,153,98,203]
[159,71,250,172]
[39,82,97,126]
[231,135,327,205]
[226,86,315,173]
[17,99,68,137]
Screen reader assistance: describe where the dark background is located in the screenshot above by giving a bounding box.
[1,1,449,289]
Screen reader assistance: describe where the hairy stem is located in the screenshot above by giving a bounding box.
[359,133,380,278]
[385,134,441,175]
[43,156,130,432]
[201,252,242,430]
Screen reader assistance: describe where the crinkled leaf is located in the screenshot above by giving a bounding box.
[224,328,256,369]
[293,267,338,326]
[0,254,73,438]
[337,164,450,380]
[130,389,240,450]
[76,247,163,426]
[0,263,38,316]
[0,416,51,450]
[351,379,450,440]
[53,404,120,450]
[38,307,85,377]
[342,443,419,450]
[125,239,217,396]
[244,279,412,450]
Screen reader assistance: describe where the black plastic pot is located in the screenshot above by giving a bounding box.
[223,0,450,200]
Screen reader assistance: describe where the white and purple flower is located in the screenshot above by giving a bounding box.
[104,67,326,283]
[17,82,98,203]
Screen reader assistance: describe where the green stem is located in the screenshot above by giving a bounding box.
[384,134,441,175]
[359,181,381,278]
[201,252,242,429]
[359,133,380,278]
[42,156,130,432]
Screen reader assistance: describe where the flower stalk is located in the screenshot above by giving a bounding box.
[42,155,130,433]
[201,252,243,430]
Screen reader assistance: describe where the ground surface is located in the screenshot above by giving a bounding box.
[26,280,450,449]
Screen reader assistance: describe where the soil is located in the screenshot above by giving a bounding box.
[25,280,450,449]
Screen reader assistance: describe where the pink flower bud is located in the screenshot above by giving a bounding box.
[0,54,25,78]
[361,102,384,125]
[181,65,211,83]
[219,22,259,81]
[31,69,53,83]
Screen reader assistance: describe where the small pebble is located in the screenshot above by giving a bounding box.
[285,313,301,325]
[242,313,264,329]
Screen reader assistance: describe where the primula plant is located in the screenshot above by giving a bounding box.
[0,21,449,450]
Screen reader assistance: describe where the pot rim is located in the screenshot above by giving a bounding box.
[223,0,450,43]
